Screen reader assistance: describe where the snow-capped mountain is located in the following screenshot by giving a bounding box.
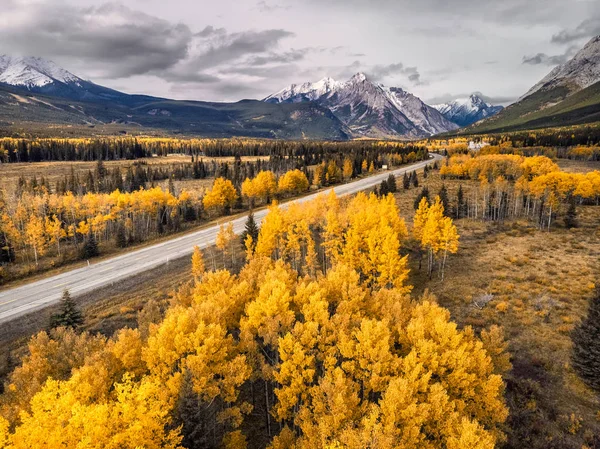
[432,94,503,127]
[0,55,82,89]
[522,35,600,99]
[0,55,142,105]
[265,77,344,103]
[264,73,459,138]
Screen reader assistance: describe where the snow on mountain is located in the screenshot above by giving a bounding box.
[264,73,458,138]
[264,77,344,103]
[0,55,81,89]
[522,35,600,99]
[432,94,503,127]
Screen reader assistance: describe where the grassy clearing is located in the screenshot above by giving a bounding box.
[0,155,268,193]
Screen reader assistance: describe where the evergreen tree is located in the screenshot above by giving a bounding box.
[379,179,389,196]
[438,184,450,215]
[413,186,430,210]
[411,171,419,188]
[0,232,15,263]
[95,158,107,193]
[402,172,410,190]
[564,198,578,228]
[386,174,397,193]
[423,165,428,179]
[115,225,127,248]
[50,289,84,329]
[240,212,259,248]
[572,285,600,392]
[81,231,99,259]
[456,184,466,219]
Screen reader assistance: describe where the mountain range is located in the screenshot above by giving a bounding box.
[432,95,503,127]
[0,56,504,139]
[264,74,502,138]
[5,36,598,140]
[0,55,351,139]
[467,35,600,133]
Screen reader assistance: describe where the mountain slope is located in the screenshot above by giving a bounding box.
[0,56,350,139]
[0,82,350,140]
[467,35,600,134]
[432,94,503,127]
[264,73,459,138]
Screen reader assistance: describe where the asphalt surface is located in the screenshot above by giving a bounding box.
[0,154,441,324]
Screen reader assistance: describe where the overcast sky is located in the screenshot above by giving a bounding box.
[1,0,599,105]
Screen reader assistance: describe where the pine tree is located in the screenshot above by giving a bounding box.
[438,184,450,216]
[564,198,578,228]
[423,165,428,179]
[386,174,397,193]
[81,231,99,259]
[402,172,410,190]
[115,225,127,248]
[572,285,600,392]
[50,289,84,329]
[456,184,466,219]
[413,187,430,210]
[379,179,389,196]
[240,212,259,249]
[411,171,419,188]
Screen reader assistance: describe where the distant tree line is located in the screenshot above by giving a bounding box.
[0,137,428,163]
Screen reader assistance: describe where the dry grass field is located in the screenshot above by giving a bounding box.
[0,154,269,193]
[557,158,600,174]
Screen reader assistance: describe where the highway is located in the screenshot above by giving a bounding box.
[0,154,441,324]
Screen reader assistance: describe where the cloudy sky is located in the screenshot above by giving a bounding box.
[1,0,599,105]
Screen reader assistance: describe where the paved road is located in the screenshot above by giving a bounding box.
[0,154,441,324]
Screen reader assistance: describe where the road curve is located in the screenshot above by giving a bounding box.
[0,154,442,324]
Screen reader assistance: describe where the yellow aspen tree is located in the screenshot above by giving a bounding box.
[313,164,325,188]
[361,159,368,173]
[191,245,205,283]
[44,215,66,257]
[203,178,238,216]
[24,214,47,266]
[342,158,353,180]
[421,197,446,278]
[278,170,309,196]
[439,216,459,281]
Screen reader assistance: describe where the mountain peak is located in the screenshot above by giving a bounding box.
[432,94,502,127]
[0,55,81,89]
[264,73,459,138]
[349,72,368,83]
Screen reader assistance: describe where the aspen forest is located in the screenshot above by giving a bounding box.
[0,191,510,449]
[0,139,429,283]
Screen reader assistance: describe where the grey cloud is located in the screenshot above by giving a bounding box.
[246,48,310,66]
[522,45,579,66]
[188,29,295,71]
[0,2,192,78]
[552,18,600,44]
[302,0,581,24]
[195,26,227,38]
[522,53,568,66]
[371,62,423,85]
[256,1,291,12]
